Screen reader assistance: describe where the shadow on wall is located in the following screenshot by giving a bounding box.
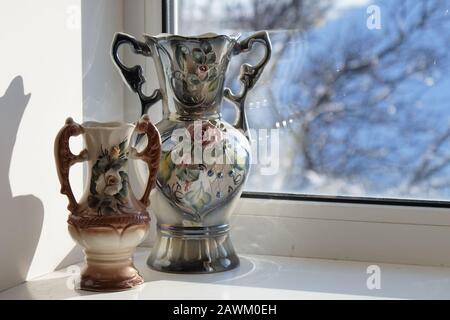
[55,245,84,271]
[0,76,44,291]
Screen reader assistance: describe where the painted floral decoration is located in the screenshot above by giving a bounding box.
[186,121,224,147]
[157,120,249,221]
[88,139,129,215]
[172,40,222,106]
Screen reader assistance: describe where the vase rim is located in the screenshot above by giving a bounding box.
[144,32,241,42]
[82,121,134,131]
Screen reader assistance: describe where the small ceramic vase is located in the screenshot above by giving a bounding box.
[54,115,161,291]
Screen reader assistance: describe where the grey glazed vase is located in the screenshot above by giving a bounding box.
[112,31,271,273]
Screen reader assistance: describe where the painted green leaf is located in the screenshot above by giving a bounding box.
[173,70,184,80]
[87,195,100,208]
[118,171,129,198]
[192,48,205,64]
[205,51,216,64]
[201,41,212,53]
[187,74,201,85]
[119,170,129,182]
[89,161,102,195]
[208,76,220,92]
[98,195,118,215]
[96,156,109,172]
[158,151,175,182]
[187,169,201,181]
[115,192,128,205]
[207,67,218,81]
[89,174,98,195]
[118,139,127,154]
[175,44,189,70]
[100,206,115,216]
[175,167,200,182]
[111,158,127,170]
[185,185,211,212]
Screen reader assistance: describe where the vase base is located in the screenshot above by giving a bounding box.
[147,225,239,274]
[79,250,144,292]
[80,273,144,292]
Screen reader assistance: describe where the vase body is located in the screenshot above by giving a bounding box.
[54,116,161,290]
[112,32,271,273]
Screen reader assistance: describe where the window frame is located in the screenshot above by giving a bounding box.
[128,0,450,267]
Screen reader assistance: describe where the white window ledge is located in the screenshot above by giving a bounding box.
[1,248,450,300]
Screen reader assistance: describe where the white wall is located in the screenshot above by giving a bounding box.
[0,0,83,290]
[82,0,124,122]
[0,0,124,291]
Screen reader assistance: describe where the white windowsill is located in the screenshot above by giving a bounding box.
[1,248,450,300]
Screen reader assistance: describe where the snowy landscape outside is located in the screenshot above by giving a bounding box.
[176,0,450,200]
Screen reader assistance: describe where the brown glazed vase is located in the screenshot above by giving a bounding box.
[54,115,161,291]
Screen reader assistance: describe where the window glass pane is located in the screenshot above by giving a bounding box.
[175,0,450,201]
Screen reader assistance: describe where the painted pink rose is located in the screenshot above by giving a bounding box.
[186,122,223,147]
[196,65,209,81]
[96,169,123,196]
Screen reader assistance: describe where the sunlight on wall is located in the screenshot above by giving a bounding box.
[0,0,83,290]
[0,0,125,290]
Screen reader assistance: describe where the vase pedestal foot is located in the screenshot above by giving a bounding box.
[147,225,239,274]
[80,250,144,292]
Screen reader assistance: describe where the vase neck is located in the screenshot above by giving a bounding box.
[81,122,134,162]
[148,35,235,121]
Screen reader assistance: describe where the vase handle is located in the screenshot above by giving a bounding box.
[130,115,161,207]
[111,32,162,117]
[224,31,272,134]
[54,118,88,214]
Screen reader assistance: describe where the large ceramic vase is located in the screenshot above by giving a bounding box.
[54,115,161,291]
[112,31,271,273]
